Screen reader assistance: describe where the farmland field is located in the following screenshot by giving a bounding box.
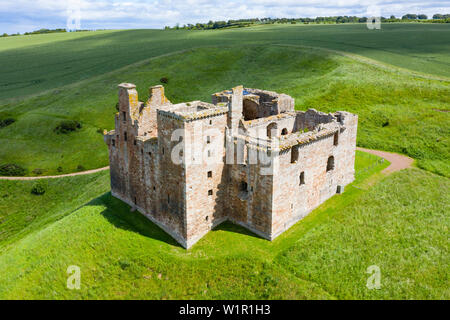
[0,153,448,299]
[0,23,448,300]
[0,26,449,177]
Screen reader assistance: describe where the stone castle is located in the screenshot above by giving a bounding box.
[104,83,358,248]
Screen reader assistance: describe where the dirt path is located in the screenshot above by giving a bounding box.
[0,166,109,181]
[357,147,414,174]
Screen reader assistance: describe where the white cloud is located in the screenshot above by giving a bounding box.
[0,0,449,34]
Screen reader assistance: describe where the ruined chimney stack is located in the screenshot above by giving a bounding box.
[228,85,243,134]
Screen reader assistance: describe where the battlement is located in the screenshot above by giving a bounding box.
[157,101,228,122]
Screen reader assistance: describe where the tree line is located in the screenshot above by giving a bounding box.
[1,28,91,38]
[164,14,450,30]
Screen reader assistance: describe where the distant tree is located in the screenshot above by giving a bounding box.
[433,14,443,19]
[418,14,428,20]
[390,15,396,19]
[402,14,418,20]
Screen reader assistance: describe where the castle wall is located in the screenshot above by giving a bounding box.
[105,84,357,249]
[153,113,187,243]
[271,115,357,239]
[184,114,228,248]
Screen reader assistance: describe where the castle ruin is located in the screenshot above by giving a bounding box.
[104,84,358,248]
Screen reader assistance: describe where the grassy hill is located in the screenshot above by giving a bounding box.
[0,24,449,101]
[0,152,448,299]
[0,45,448,177]
[0,24,448,300]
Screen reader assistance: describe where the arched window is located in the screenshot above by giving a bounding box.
[267,122,278,138]
[281,128,288,135]
[240,181,248,192]
[291,146,299,163]
[299,172,305,185]
[327,156,335,172]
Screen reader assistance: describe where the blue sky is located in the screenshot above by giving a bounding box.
[1,0,449,34]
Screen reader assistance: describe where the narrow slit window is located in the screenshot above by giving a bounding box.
[207,171,212,178]
[291,146,299,163]
[300,171,305,185]
[124,132,127,141]
[327,156,335,172]
[334,132,339,146]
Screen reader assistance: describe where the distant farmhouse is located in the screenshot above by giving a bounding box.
[104,84,358,248]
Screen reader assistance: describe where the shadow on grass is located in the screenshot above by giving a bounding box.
[211,220,265,240]
[84,192,265,249]
[86,192,182,248]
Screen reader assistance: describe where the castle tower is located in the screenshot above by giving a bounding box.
[228,85,243,135]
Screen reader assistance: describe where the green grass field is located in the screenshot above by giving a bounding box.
[1,24,449,101]
[0,152,448,299]
[0,44,448,176]
[0,24,448,300]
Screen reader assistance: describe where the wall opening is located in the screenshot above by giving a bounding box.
[112,139,115,147]
[300,171,305,185]
[240,181,248,192]
[243,99,259,121]
[207,136,211,144]
[208,190,213,196]
[291,146,299,163]
[327,156,335,172]
[122,111,126,122]
[281,128,288,135]
[207,171,212,178]
[334,132,339,146]
[267,122,278,138]
[124,132,127,141]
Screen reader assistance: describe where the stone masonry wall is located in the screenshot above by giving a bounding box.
[105,83,357,249]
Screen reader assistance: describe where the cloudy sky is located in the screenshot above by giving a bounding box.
[1,0,449,34]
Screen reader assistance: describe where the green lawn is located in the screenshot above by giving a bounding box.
[0,45,448,176]
[0,24,448,300]
[0,171,109,249]
[0,151,448,299]
[1,24,449,101]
